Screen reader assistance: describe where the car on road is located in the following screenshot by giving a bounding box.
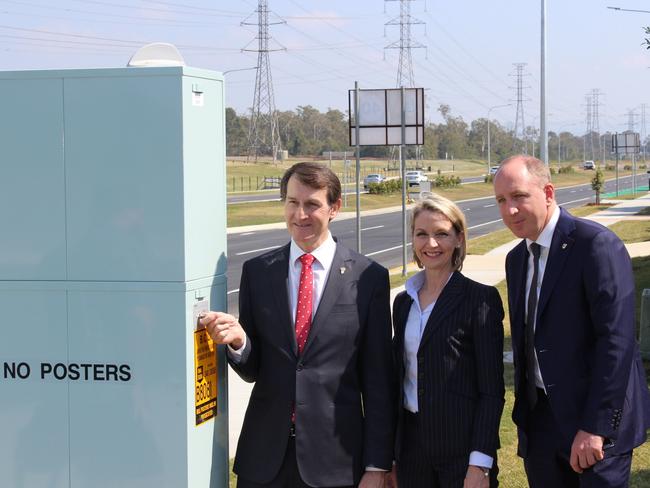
[489,166,499,176]
[363,173,385,189]
[583,160,595,170]
[405,170,429,187]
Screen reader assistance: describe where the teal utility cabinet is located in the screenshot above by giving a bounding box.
[0,67,228,488]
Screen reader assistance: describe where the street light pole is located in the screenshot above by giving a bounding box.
[487,104,510,173]
[222,66,259,75]
[540,0,548,165]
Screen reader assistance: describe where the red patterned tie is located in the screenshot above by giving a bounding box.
[295,253,315,353]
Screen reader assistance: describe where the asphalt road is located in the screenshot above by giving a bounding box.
[224,175,638,316]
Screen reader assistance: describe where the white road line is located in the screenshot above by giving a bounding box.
[236,245,281,256]
[361,225,384,231]
[561,197,589,205]
[468,218,503,230]
[366,243,412,257]
[570,190,576,193]
[240,232,255,236]
[483,204,495,208]
[227,289,240,295]
[465,208,472,211]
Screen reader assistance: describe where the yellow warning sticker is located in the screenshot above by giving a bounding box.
[193,300,217,426]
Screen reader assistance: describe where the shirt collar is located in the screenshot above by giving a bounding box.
[289,232,336,268]
[405,271,426,301]
[526,205,560,252]
[404,270,454,302]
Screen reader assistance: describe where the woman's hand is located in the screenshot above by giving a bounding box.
[463,465,489,488]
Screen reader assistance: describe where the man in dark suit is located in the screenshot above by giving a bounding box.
[202,162,395,488]
[493,154,650,487]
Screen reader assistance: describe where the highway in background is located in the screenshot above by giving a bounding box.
[224,175,638,315]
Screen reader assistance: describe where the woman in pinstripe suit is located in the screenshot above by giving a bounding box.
[388,194,505,488]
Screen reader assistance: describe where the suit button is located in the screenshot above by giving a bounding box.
[296,364,303,371]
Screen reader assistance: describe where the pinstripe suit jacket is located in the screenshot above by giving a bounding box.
[392,271,505,460]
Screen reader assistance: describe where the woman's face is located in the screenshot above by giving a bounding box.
[412,210,463,273]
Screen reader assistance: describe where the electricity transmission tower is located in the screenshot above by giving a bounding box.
[242,0,285,163]
[384,0,426,88]
[641,103,647,162]
[510,63,530,154]
[583,93,592,162]
[583,89,602,161]
[384,0,426,163]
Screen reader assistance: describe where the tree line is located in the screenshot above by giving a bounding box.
[226,104,643,163]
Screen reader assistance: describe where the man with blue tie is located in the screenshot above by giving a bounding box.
[493,154,650,487]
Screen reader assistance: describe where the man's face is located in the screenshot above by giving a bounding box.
[283,175,341,252]
[493,160,555,241]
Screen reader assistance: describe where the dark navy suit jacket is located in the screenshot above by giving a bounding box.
[229,242,395,487]
[506,207,650,458]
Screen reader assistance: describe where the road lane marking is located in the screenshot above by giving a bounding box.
[236,245,281,256]
[468,218,503,230]
[361,225,384,231]
[366,243,411,257]
[483,204,495,208]
[240,232,255,236]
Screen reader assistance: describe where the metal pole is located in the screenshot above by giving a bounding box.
[540,0,548,165]
[615,134,619,196]
[355,81,361,253]
[633,152,637,196]
[487,117,491,174]
[343,151,348,208]
[401,86,408,277]
[558,131,561,165]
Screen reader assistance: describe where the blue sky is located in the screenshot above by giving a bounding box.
[1,0,649,134]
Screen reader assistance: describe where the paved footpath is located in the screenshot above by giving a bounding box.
[226,193,650,458]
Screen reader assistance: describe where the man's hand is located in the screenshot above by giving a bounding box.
[384,465,398,488]
[569,429,604,473]
[359,471,385,488]
[463,465,489,488]
[200,311,245,350]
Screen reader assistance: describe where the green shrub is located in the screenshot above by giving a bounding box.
[549,166,557,175]
[432,175,461,188]
[605,164,616,171]
[558,164,575,174]
[484,174,494,183]
[368,179,402,194]
[624,164,632,171]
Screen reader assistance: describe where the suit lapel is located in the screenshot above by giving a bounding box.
[537,208,576,318]
[509,240,529,333]
[418,272,464,349]
[268,244,297,356]
[300,244,352,357]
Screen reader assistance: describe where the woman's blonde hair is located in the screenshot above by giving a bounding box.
[410,193,467,271]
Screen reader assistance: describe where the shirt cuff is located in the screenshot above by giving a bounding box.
[226,335,247,363]
[365,466,389,472]
[468,451,493,469]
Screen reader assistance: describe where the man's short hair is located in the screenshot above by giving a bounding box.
[499,154,551,188]
[280,162,342,205]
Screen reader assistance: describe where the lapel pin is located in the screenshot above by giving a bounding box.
[340,267,346,274]
[561,243,567,250]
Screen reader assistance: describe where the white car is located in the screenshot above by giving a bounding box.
[489,166,499,176]
[363,173,385,189]
[583,160,595,170]
[405,170,428,187]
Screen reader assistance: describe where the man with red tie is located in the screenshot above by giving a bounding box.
[202,162,395,488]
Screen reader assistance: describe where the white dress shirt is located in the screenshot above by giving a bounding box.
[228,234,336,358]
[288,234,337,325]
[402,271,493,469]
[525,205,560,391]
